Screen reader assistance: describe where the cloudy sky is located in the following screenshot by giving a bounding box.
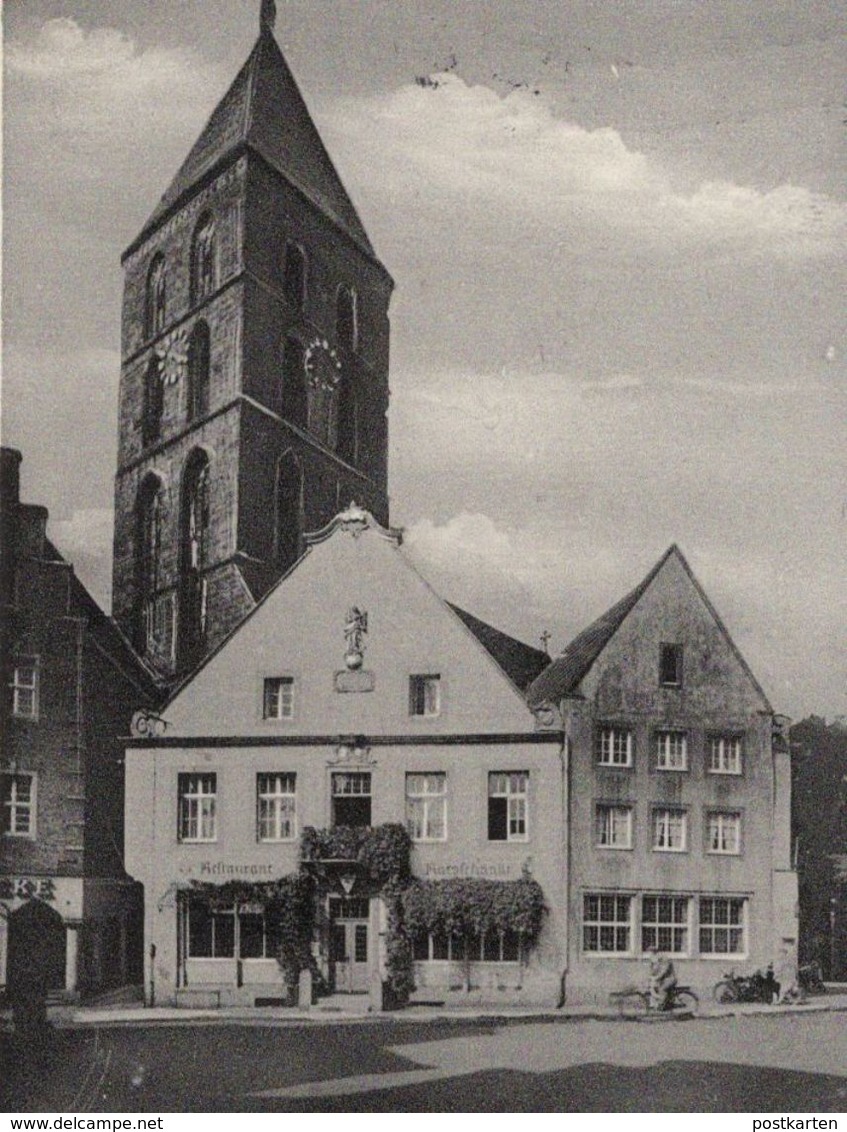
[3,1,845,718]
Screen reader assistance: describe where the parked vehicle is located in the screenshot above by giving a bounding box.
[713,965,780,1004]
[610,984,699,1017]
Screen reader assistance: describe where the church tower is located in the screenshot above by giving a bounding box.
[111,5,393,680]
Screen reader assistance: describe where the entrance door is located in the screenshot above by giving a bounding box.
[329,898,369,993]
[7,900,66,997]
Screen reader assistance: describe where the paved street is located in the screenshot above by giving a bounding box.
[4,1012,847,1112]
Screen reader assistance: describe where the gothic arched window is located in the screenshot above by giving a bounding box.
[336,376,357,465]
[190,215,216,305]
[283,243,306,311]
[281,337,308,429]
[274,451,303,572]
[142,356,164,447]
[179,450,211,666]
[145,254,167,338]
[186,321,211,422]
[336,286,357,355]
[136,474,163,650]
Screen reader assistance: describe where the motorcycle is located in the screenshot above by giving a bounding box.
[713,964,780,1004]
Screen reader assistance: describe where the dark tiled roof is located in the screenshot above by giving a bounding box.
[134,28,376,259]
[526,547,675,706]
[447,603,550,692]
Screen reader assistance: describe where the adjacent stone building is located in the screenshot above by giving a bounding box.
[527,545,798,1001]
[112,10,393,682]
[1,448,159,1000]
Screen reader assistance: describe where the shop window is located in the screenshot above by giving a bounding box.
[412,931,520,962]
[409,674,440,717]
[331,772,371,827]
[257,773,296,841]
[699,897,746,955]
[488,772,528,842]
[582,893,632,954]
[596,725,633,767]
[186,899,282,960]
[178,772,217,842]
[641,895,689,954]
[405,773,446,841]
[9,659,39,720]
[596,804,632,849]
[1,773,35,836]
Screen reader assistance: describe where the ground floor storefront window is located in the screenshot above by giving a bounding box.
[582,891,748,958]
[412,929,522,963]
[183,896,283,962]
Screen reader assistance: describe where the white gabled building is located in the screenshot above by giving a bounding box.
[125,506,566,1008]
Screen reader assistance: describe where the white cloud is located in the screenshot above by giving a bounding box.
[5,18,228,156]
[327,73,846,256]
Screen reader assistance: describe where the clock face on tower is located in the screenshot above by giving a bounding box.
[305,337,342,391]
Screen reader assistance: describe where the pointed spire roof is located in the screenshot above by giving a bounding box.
[127,25,377,261]
[527,544,772,709]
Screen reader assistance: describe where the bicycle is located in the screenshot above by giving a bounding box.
[609,983,699,1018]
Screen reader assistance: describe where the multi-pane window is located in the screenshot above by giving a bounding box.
[186,899,282,960]
[331,772,371,828]
[257,773,296,841]
[263,677,294,720]
[707,811,742,855]
[583,893,632,954]
[641,895,689,954]
[488,772,528,842]
[655,730,688,770]
[409,674,440,717]
[659,643,683,686]
[406,773,446,841]
[412,931,520,963]
[596,725,633,767]
[283,244,306,310]
[1,774,34,836]
[652,808,687,852]
[595,804,632,849]
[699,897,746,955]
[708,734,743,775]
[191,216,216,304]
[178,773,217,842]
[9,659,38,719]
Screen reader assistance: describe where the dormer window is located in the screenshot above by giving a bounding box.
[283,243,306,311]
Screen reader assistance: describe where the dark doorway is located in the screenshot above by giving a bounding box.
[7,900,66,996]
